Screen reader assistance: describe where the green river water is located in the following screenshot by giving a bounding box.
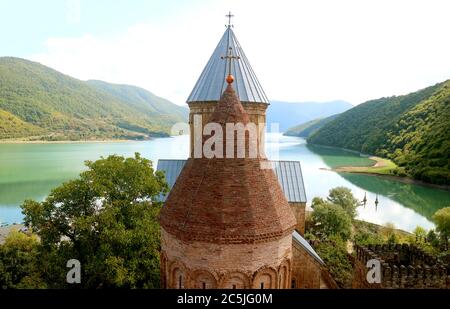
[1,134,449,232]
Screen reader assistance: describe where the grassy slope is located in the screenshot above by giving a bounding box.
[0,109,45,139]
[332,157,398,176]
[87,80,188,129]
[0,57,188,141]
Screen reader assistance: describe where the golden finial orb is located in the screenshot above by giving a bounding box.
[226,74,235,84]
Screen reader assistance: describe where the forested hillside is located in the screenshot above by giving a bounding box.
[284,114,339,138]
[0,57,188,141]
[308,81,450,185]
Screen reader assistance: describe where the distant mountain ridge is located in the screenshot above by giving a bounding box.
[308,80,450,185]
[284,114,340,138]
[267,100,353,132]
[0,57,188,141]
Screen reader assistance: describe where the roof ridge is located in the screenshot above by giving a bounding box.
[187,27,269,104]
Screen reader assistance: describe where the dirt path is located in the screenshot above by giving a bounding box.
[371,156,387,168]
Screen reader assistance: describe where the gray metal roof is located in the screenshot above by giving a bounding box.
[156,159,307,203]
[187,27,269,104]
[271,161,307,204]
[292,230,325,265]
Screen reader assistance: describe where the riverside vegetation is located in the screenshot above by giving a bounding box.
[0,155,449,289]
[0,154,167,288]
[305,187,450,288]
[286,80,450,186]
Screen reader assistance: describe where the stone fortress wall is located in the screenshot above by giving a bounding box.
[353,244,448,289]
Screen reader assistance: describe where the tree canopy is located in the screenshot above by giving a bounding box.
[12,153,168,288]
[433,207,450,250]
[311,197,352,241]
[327,187,359,220]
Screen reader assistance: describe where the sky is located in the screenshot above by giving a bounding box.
[1,0,449,106]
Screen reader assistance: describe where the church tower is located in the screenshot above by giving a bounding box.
[159,15,297,289]
[187,17,269,158]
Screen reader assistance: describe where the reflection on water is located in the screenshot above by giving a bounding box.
[1,134,449,232]
[339,173,447,221]
[306,144,449,221]
[268,135,450,231]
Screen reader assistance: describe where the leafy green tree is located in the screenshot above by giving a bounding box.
[327,187,359,220]
[381,222,399,245]
[353,221,384,246]
[427,230,440,248]
[0,230,45,289]
[21,153,168,288]
[433,207,450,250]
[413,226,427,243]
[311,198,352,241]
[387,233,399,246]
[314,236,353,288]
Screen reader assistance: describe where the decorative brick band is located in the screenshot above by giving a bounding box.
[162,227,296,245]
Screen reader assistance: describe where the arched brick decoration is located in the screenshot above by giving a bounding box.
[169,261,188,289]
[190,269,218,289]
[160,252,168,289]
[278,258,291,289]
[252,266,278,289]
[278,265,288,289]
[220,271,251,289]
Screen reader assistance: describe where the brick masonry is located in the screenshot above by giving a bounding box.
[160,84,297,289]
[161,228,292,289]
[290,202,306,235]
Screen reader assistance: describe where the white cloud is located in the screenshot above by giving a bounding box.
[31,0,450,105]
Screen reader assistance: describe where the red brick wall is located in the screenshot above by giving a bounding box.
[161,228,293,289]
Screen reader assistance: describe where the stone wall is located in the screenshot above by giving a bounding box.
[290,202,306,235]
[291,240,322,289]
[161,228,293,289]
[353,244,448,289]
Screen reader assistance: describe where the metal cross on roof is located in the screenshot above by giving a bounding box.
[221,47,240,77]
[226,11,234,28]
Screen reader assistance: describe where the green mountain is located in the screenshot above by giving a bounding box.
[0,57,188,141]
[284,114,340,138]
[308,80,450,185]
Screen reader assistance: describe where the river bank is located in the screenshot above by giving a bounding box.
[0,139,138,144]
[320,156,450,191]
[323,156,395,174]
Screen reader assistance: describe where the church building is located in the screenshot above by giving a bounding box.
[158,16,332,289]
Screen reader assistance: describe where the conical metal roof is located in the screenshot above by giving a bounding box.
[187,27,269,104]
